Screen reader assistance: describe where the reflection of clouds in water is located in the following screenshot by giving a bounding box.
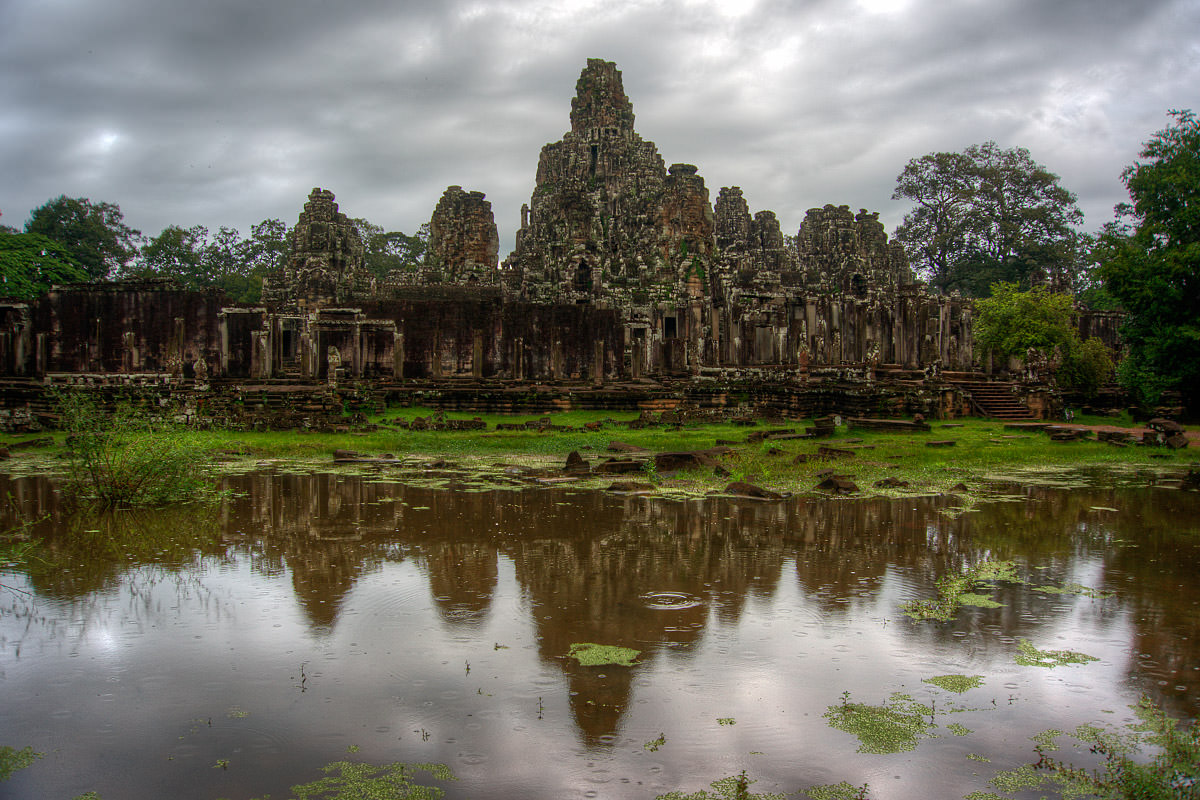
[2,473,1199,799]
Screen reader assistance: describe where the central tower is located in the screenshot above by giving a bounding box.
[505,59,714,307]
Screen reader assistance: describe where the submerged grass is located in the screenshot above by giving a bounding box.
[970,696,1200,800]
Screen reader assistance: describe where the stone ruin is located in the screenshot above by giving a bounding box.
[0,58,1118,424]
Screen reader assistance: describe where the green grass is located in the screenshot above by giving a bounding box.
[1,410,1193,499]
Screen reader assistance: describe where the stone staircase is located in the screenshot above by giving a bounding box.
[951,380,1034,421]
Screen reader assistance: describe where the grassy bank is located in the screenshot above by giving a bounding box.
[2,408,1193,500]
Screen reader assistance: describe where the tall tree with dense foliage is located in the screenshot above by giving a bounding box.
[893,142,1085,297]
[1098,110,1200,409]
[24,196,141,280]
[352,219,429,278]
[127,219,290,303]
[0,230,90,299]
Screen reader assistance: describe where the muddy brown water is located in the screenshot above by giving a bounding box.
[1,471,1198,799]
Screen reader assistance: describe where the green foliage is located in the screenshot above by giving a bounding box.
[254,760,455,800]
[567,642,640,666]
[823,692,935,754]
[0,231,90,299]
[803,782,871,800]
[0,745,42,780]
[922,674,984,694]
[893,142,1085,297]
[978,697,1200,799]
[125,218,289,302]
[902,560,1017,621]
[1014,639,1098,668]
[1097,110,1200,408]
[1058,337,1115,398]
[54,392,215,509]
[974,283,1077,359]
[975,282,1113,397]
[24,196,140,280]
[353,219,429,277]
[657,771,788,800]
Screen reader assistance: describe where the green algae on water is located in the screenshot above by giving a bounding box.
[267,760,455,800]
[947,722,972,736]
[959,593,1003,608]
[1034,582,1114,599]
[923,674,984,693]
[1015,638,1099,668]
[0,746,42,780]
[657,772,787,800]
[903,560,1018,621]
[823,692,936,754]
[567,642,640,667]
[1030,728,1064,751]
[803,781,872,800]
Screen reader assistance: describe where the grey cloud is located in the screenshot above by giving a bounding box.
[2,0,1197,254]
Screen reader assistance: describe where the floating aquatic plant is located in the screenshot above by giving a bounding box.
[567,642,640,666]
[657,771,787,800]
[644,733,666,751]
[958,593,1003,608]
[0,745,42,780]
[948,723,973,736]
[1015,639,1099,668]
[923,674,984,693]
[903,560,1018,621]
[1033,582,1114,599]
[803,781,872,800]
[823,692,936,754]
[971,697,1200,798]
[254,760,455,800]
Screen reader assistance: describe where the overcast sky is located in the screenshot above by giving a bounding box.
[3,0,1197,255]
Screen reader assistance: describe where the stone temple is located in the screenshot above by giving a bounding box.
[0,59,1115,426]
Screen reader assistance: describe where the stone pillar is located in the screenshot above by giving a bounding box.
[432,331,443,378]
[632,336,643,380]
[167,317,186,378]
[121,331,139,373]
[473,332,484,379]
[35,333,47,378]
[300,333,313,378]
[593,338,605,387]
[513,337,524,380]
[353,323,363,378]
[551,339,563,380]
[394,332,405,380]
[251,330,272,379]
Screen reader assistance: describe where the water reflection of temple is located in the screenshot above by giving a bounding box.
[5,471,1198,730]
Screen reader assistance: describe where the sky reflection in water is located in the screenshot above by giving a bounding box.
[1,472,1198,800]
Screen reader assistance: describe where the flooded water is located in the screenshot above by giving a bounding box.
[1,470,1198,800]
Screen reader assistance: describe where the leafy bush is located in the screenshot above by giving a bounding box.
[975,282,1115,398]
[1058,337,1115,399]
[55,392,214,509]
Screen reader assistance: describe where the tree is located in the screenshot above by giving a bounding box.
[0,230,90,300]
[352,218,429,278]
[893,142,1085,297]
[127,218,290,303]
[1098,110,1200,409]
[24,196,141,280]
[975,282,1112,398]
